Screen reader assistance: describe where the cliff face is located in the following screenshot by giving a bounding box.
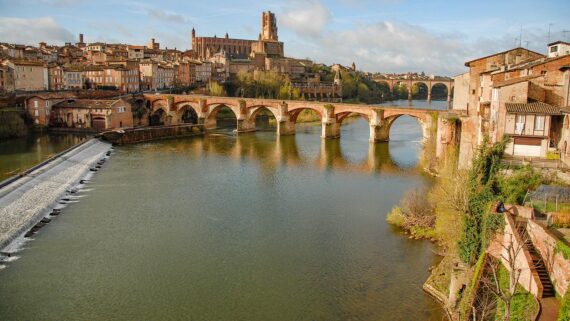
[0,109,30,139]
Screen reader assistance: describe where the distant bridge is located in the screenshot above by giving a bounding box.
[142,94,451,143]
[371,77,454,101]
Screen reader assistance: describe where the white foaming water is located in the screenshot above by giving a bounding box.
[0,139,111,255]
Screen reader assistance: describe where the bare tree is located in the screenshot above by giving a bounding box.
[471,280,499,321]
[480,228,535,321]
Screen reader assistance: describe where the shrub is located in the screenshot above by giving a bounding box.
[555,241,570,260]
[386,188,436,239]
[386,206,405,227]
[498,165,544,205]
[560,289,570,321]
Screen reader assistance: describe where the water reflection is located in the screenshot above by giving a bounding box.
[0,133,88,181]
[143,127,420,178]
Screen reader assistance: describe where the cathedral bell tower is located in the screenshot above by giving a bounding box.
[261,11,278,41]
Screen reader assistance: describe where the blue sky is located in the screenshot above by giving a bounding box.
[0,0,568,75]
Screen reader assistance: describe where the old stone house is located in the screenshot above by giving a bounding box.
[50,98,133,131]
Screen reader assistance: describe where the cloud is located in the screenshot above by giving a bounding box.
[0,16,74,45]
[285,18,555,76]
[280,0,330,37]
[147,8,189,25]
[287,20,467,75]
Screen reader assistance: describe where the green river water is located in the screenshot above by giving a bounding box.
[0,117,444,320]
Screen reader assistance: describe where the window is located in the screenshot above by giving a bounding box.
[535,115,545,131]
[492,88,499,101]
[515,114,525,134]
[117,106,126,113]
[34,101,38,108]
[551,45,558,53]
[45,101,49,107]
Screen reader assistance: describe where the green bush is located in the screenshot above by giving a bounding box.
[556,241,570,260]
[458,136,508,264]
[386,206,405,227]
[498,166,544,205]
[560,290,570,321]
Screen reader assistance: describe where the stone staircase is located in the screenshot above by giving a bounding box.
[516,222,556,298]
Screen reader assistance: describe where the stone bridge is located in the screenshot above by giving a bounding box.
[142,94,450,144]
[372,78,454,101]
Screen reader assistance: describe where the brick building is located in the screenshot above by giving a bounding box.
[50,98,133,130]
[453,44,570,164]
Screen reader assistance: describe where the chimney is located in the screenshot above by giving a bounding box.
[79,33,84,43]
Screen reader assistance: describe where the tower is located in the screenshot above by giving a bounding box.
[261,11,278,41]
[192,27,195,39]
[334,69,341,86]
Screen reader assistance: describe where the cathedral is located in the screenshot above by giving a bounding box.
[191,11,284,61]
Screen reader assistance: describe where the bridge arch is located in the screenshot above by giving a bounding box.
[288,106,323,123]
[178,105,199,124]
[175,102,200,124]
[205,103,238,129]
[247,105,279,131]
[411,82,429,100]
[383,113,430,143]
[247,105,280,121]
[430,82,450,100]
[150,107,169,126]
[335,111,370,124]
[151,99,168,112]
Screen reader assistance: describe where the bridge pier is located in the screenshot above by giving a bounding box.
[204,117,216,130]
[276,102,295,136]
[321,121,340,139]
[369,108,390,142]
[236,119,255,133]
[277,120,295,136]
[369,124,390,142]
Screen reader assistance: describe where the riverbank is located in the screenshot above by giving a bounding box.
[0,139,111,251]
[0,108,30,139]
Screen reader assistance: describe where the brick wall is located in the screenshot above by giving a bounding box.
[527,220,570,295]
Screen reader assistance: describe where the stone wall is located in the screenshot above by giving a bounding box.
[527,219,570,295]
[100,124,205,145]
[488,213,543,297]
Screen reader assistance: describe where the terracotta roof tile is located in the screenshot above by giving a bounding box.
[493,75,542,88]
[53,99,118,109]
[505,102,561,115]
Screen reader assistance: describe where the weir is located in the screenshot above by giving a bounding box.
[0,139,112,251]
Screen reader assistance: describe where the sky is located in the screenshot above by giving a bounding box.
[0,0,568,76]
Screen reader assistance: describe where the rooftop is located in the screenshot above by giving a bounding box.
[493,74,543,88]
[505,102,561,115]
[53,99,119,109]
[464,47,545,67]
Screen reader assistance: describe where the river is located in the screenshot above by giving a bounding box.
[0,116,444,320]
[0,133,88,181]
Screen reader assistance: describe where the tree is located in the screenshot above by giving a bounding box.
[480,229,537,321]
[209,81,226,96]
